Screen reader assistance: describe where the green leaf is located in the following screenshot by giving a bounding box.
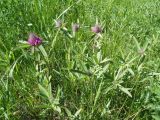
[143,39,149,51]
[94,81,103,106]
[38,84,49,98]
[51,29,60,48]
[48,83,52,99]
[9,55,23,78]
[119,85,132,98]
[97,51,102,63]
[100,58,111,64]
[74,108,82,118]
[149,72,160,76]
[97,64,109,78]
[64,107,73,118]
[133,36,141,51]
[13,44,30,51]
[54,106,61,113]
[115,67,128,80]
[54,86,61,105]
[127,68,134,76]
[18,40,28,44]
[104,86,114,94]
[35,104,52,109]
[152,115,160,120]
[101,100,111,116]
[38,45,48,61]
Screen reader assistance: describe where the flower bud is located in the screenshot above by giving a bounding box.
[55,20,62,28]
[91,24,102,33]
[72,23,80,32]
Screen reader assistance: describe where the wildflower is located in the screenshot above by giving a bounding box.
[27,33,42,46]
[138,48,145,56]
[91,24,102,33]
[72,23,80,32]
[55,20,62,28]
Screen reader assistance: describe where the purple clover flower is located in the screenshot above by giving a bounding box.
[72,23,80,32]
[27,33,42,46]
[91,24,102,33]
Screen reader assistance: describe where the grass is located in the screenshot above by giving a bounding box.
[0,0,160,119]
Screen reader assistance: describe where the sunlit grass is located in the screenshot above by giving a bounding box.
[0,0,160,119]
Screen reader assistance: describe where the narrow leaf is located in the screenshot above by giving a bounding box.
[119,86,132,98]
[9,55,22,78]
[133,36,141,51]
[94,81,103,106]
[143,39,149,51]
[64,108,73,118]
[38,84,49,98]
[38,45,48,61]
[74,108,82,118]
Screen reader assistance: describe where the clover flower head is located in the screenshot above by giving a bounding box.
[91,24,102,33]
[27,33,42,46]
[72,23,80,32]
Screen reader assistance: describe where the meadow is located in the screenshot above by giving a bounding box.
[0,0,160,119]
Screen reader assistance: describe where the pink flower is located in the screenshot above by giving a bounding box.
[55,20,62,28]
[72,23,80,32]
[91,24,102,33]
[27,33,42,46]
